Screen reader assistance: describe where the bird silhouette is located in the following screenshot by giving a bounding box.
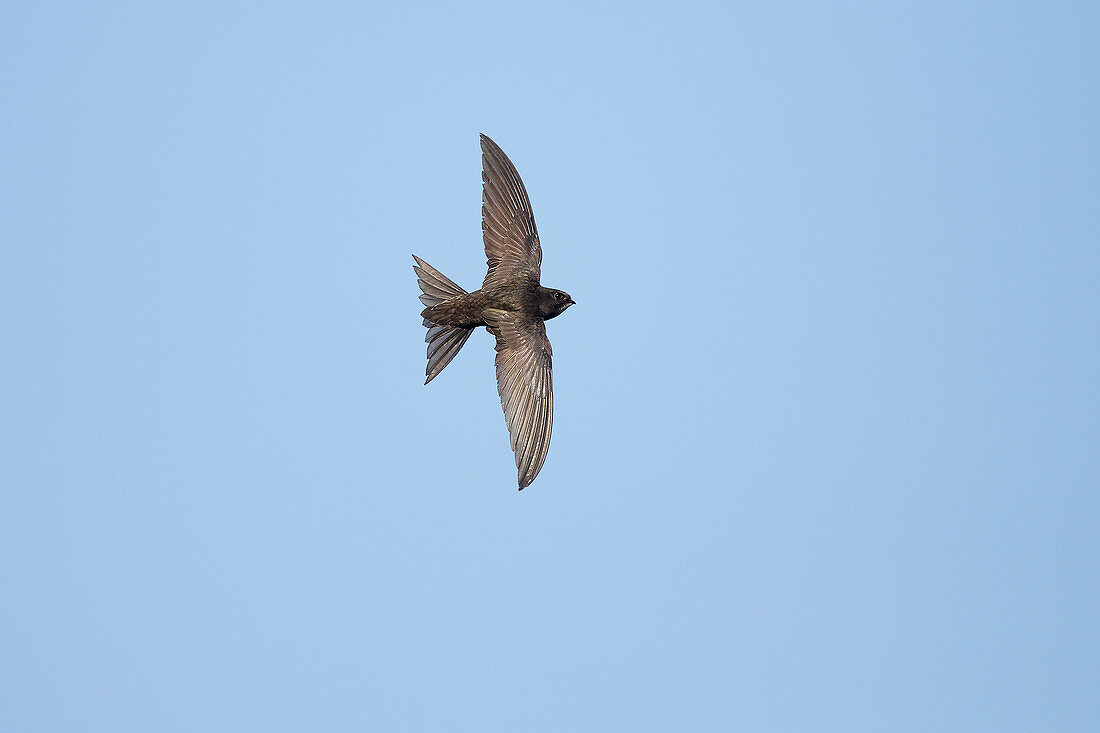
[413,134,573,490]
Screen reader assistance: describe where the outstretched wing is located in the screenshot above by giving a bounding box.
[481,134,541,287]
[485,310,553,489]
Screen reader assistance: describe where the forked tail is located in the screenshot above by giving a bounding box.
[413,255,473,384]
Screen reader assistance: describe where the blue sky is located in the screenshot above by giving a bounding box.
[3,2,1098,730]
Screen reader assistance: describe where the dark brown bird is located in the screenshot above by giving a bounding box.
[413,134,574,490]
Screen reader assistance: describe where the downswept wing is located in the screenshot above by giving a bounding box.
[481,134,541,287]
[485,310,553,489]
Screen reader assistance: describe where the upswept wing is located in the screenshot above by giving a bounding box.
[481,134,541,287]
[485,310,553,489]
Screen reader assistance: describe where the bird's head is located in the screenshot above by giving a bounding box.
[538,288,575,319]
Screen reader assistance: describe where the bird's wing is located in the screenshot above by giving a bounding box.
[481,134,542,287]
[485,310,553,489]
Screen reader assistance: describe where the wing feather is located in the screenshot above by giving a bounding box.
[481,134,542,287]
[486,311,554,489]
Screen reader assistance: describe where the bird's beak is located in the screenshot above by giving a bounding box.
[567,297,575,306]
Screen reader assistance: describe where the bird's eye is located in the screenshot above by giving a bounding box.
[555,292,565,300]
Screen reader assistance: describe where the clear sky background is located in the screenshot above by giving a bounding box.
[3,2,1098,730]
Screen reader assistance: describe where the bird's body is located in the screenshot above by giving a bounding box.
[413,135,573,490]
[422,280,570,329]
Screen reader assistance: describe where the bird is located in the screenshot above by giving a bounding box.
[413,134,574,490]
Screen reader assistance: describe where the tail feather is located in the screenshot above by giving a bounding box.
[424,323,473,383]
[413,255,466,305]
[413,255,473,384]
